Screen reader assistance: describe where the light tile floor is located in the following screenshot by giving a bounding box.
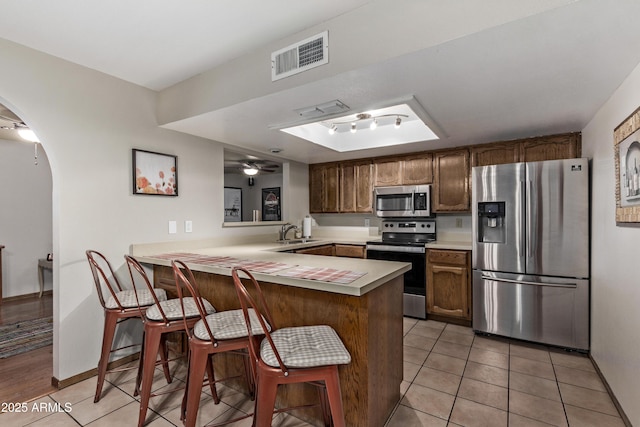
[0,318,627,427]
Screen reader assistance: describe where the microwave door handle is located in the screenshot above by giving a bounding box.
[411,190,415,213]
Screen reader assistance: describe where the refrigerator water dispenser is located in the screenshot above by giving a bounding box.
[477,202,506,243]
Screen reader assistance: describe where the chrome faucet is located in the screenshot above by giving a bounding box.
[279,223,298,241]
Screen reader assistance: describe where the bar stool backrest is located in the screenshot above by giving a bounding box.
[171,260,219,343]
[231,267,287,375]
[86,250,125,311]
[124,255,170,323]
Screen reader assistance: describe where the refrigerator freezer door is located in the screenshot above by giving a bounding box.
[472,163,526,273]
[472,270,589,351]
[526,159,589,278]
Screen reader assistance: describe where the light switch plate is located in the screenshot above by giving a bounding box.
[185,220,193,233]
[168,220,177,234]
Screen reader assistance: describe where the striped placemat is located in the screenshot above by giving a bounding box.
[276,266,366,284]
[149,253,293,274]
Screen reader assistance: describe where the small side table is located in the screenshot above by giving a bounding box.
[38,259,52,298]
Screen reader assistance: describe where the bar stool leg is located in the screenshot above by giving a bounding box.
[254,374,278,427]
[184,348,210,427]
[137,328,162,427]
[324,367,346,427]
[94,312,118,403]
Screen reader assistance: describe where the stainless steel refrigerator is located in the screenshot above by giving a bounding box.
[472,158,590,351]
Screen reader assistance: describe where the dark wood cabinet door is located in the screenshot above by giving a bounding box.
[470,142,521,167]
[374,158,402,186]
[355,162,373,213]
[402,154,433,184]
[340,163,357,213]
[520,133,580,162]
[295,244,336,256]
[323,163,340,213]
[426,250,471,321]
[433,149,470,212]
[309,164,325,213]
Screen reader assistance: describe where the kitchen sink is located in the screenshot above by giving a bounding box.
[276,239,319,245]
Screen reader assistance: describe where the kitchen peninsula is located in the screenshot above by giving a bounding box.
[132,237,410,427]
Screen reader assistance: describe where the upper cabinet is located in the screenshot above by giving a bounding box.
[309,132,581,215]
[471,132,581,167]
[341,160,373,213]
[374,153,433,186]
[433,149,470,212]
[309,163,340,213]
[310,161,372,214]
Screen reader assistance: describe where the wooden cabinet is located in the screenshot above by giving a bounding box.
[426,249,471,323]
[471,132,581,167]
[309,163,340,213]
[520,132,580,162]
[471,142,521,168]
[401,153,433,185]
[373,153,433,186]
[433,149,470,212]
[334,244,366,259]
[295,244,336,256]
[340,161,373,213]
[374,158,402,186]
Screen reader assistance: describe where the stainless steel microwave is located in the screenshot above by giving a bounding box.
[374,185,432,218]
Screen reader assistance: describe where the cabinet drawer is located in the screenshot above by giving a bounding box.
[427,249,468,266]
[334,244,365,258]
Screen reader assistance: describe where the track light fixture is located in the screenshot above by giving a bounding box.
[327,113,408,135]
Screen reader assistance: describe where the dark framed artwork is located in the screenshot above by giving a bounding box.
[132,149,178,196]
[614,106,640,223]
[262,187,281,221]
[224,187,243,222]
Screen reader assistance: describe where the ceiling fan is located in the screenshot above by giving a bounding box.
[225,159,281,176]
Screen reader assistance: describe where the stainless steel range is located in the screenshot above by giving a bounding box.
[366,219,436,319]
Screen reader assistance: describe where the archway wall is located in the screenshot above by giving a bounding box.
[0,38,228,380]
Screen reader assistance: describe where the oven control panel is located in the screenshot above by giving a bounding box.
[381,219,436,233]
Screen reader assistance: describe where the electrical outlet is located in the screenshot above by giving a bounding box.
[455,218,463,228]
[364,218,370,227]
[185,220,193,233]
[168,220,177,234]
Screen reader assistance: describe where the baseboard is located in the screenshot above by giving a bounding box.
[1,290,53,302]
[589,355,632,427]
[51,352,140,390]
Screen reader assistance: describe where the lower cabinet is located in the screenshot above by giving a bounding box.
[295,243,366,258]
[426,249,471,324]
[295,244,336,256]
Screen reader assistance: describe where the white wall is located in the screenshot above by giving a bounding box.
[0,139,52,297]
[0,38,293,382]
[582,62,640,425]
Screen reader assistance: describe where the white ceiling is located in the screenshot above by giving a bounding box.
[1,0,640,164]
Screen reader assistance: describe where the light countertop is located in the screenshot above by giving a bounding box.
[132,236,410,297]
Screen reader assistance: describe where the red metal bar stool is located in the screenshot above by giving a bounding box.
[172,260,267,427]
[124,255,216,427]
[231,267,352,427]
[86,250,170,403]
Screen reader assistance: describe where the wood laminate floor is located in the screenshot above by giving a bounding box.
[0,293,56,403]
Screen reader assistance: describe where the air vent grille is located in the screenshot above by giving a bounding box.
[272,31,328,81]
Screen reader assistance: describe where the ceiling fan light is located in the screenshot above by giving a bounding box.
[18,128,40,142]
[243,167,259,176]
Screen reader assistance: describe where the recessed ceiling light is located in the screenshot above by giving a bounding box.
[279,100,440,152]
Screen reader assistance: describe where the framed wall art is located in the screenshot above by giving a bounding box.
[262,187,281,221]
[224,187,243,222]
[614,106,640,223]
[132,149,178,196]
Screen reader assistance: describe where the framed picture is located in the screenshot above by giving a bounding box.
[132,149,178,196]
[224,187,242,222]
[262,187,281,221]
[614,106,640,223]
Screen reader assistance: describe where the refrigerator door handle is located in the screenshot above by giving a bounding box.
[526,180,533,259]
[481,275,577,289]
[520,180,526,257]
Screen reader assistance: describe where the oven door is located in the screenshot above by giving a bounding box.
[366,244,426,319]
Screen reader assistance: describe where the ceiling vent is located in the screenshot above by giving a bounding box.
[271,31,328,81]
